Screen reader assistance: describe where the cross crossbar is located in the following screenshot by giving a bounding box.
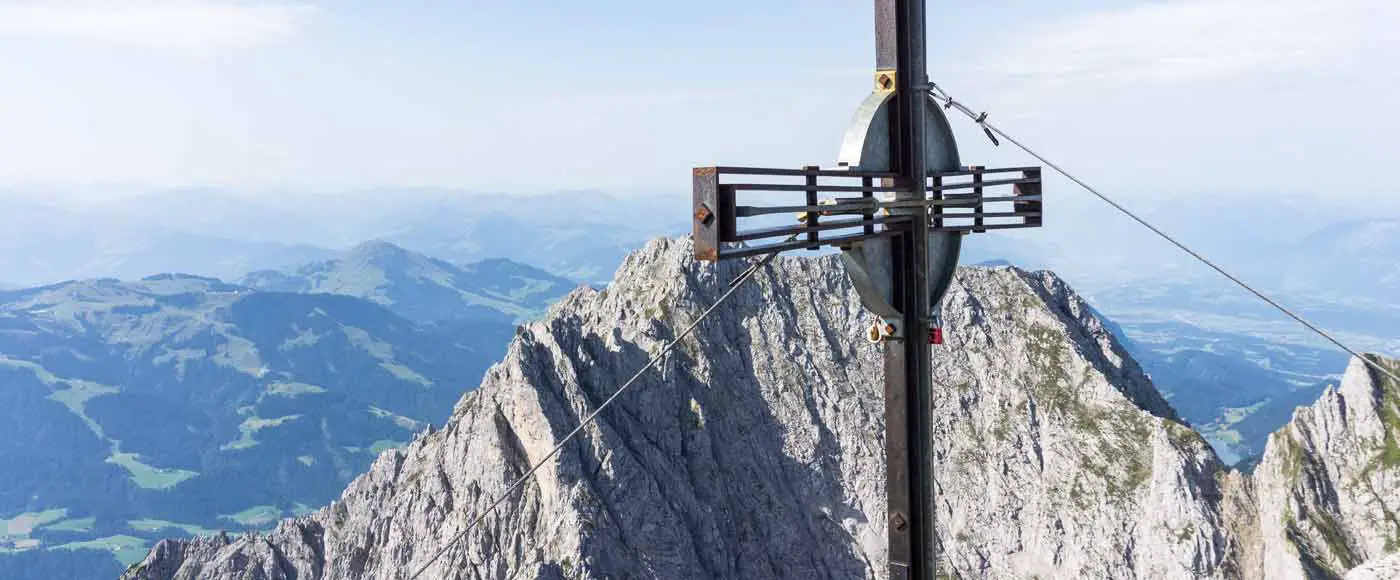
[692,165,1043,261]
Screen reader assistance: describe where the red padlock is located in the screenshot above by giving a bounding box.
[929,327,944,345]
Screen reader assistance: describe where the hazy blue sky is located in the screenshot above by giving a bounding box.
[1,0,1397,202]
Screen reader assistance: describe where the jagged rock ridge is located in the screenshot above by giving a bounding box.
[1254,355,1400,579]
[122,238,1400,579]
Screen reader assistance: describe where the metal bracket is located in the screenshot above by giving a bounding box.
[875,69,896,92]
[867,319,903,343]
[836,90,958,174]
[844,237,904,344]
[840,237,899,319]
[836,85,964,332]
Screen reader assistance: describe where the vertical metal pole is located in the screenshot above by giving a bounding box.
[973,169,985,232]
[879,0,934,579]
[804,165,820,250]
[931,174,944,230]
[862,175,876,235]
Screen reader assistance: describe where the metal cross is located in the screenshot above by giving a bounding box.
[689,1,1042,578]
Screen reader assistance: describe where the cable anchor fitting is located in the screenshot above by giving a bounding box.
[974,112,1000,147]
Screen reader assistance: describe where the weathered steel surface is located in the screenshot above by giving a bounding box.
[840,237,900,320]
[875,0,897,72]
[691,167,722,262]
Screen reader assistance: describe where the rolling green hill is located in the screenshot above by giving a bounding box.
[0,252,561,577]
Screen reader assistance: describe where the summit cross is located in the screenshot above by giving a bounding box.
[687,1,1044,578]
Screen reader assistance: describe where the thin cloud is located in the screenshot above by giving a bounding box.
[0,1,318,52]
[958,0,1397,92]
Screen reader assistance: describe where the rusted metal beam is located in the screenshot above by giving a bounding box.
[1016,168,1044,227]
[692,168,734,263]
[727,183,904,193]
[713,165,899,178]
[733,217,908,242]
[931,222,1040,233]
[804,165,821,249]
[930,194,1043,206]
[930,165,1039,177]
[875,0,897,73]
[931,177,1039,191]
[712,230,902,260]
[863,176,877,236]
[935,210,1041,220]
[691,163,1041,263]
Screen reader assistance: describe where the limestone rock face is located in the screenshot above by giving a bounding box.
[917,266,1242,579]
[1252,355,1400,579]
[1346,553,1400,580]
[121,237,1399,579]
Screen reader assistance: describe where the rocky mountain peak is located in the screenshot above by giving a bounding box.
[240,240,574,324]
[343,239,420,266]
[121,237,1400,579]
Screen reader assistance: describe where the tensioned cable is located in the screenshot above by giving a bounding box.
[927,82,1400,386]
[406,241,789,580]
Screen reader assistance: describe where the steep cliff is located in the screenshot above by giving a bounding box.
[121,238,1398,579]
[1254,355,1400,579]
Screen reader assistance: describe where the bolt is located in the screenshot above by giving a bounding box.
[694,204,714,225]
[892,512,908,532]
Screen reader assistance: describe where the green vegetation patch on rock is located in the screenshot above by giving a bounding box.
[1026,323,1154,501]
[1365,356,1400,473]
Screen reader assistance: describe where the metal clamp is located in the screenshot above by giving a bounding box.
[867,318,903,343]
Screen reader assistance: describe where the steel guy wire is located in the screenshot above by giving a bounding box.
[406,239,791,580]
[927,82,1400,387]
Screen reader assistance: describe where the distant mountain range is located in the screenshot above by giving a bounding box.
[241,240,576,324]
[0,189,687,287]
[3,188,1391,302]
[0,243,575,578]
[1272,217,1400,304]
[0,195,335,287]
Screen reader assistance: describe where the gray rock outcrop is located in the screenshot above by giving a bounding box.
[1253,355,1400,579]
